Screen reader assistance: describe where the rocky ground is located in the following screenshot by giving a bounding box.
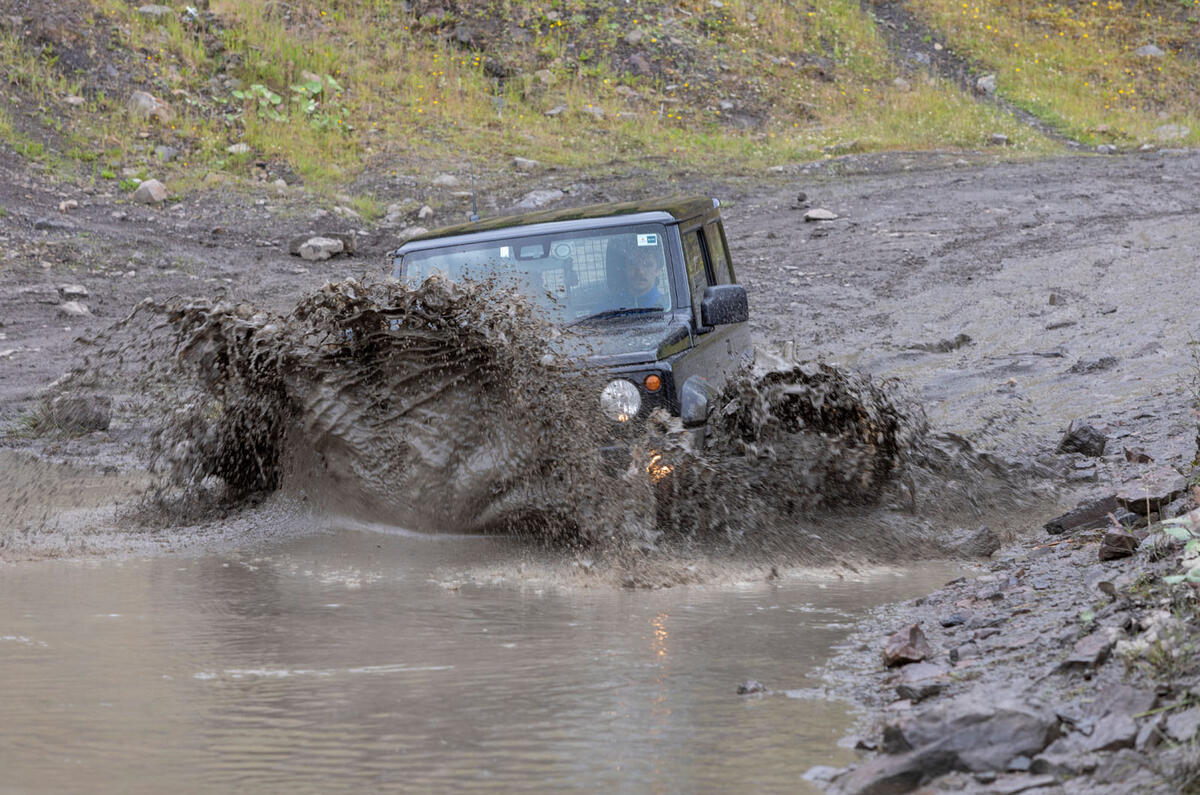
[3,123,1200,790]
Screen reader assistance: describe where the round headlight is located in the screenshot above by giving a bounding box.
[600,379,641,422]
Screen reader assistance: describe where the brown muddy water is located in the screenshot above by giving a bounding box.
[0,526,961,793]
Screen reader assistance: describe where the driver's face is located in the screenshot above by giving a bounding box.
[625,253,659,293]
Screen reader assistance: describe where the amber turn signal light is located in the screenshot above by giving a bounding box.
[644,374,662,392]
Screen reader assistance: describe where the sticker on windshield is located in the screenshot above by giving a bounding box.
[636,233,659,247]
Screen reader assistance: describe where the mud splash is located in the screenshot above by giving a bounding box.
[50,276,1029,560]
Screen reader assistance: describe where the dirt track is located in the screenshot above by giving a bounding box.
[3,148,1198,492]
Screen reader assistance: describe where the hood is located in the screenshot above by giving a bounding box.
[558,313,691,368]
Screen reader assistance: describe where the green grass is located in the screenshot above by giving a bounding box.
[909,0,1200,146]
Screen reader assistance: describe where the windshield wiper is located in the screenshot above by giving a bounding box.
[567,306,664,326]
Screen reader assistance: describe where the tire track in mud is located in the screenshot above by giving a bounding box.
[860,0,1076,145]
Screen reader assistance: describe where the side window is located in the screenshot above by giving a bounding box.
[705,222,734,284]
[681,229,710,326]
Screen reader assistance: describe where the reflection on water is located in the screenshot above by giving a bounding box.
[0,528,959,793]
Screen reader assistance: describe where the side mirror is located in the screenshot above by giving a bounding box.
[699,284,749,327]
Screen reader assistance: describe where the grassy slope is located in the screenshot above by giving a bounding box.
[0,0,1196,198]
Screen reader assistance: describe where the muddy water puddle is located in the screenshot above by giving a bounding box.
[1,526,961,793]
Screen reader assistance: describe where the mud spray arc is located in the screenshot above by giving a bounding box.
[63,276,1027,560]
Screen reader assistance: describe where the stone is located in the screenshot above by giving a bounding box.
[332,205,361,220]
[431,173,459,188]
[894,662,949,702]
[1135,720,1162,751]
[287,233,355,256]
[804,208,838,222]
[397,226,429,241]
[1068,356,1117,374]
[513,156,539,171]
[892,77,911,92]
[1063,627,1120,668]
[1029,751,1099,776]
[417,205,434,221]
[126,91,170,124]
[990,133,1009,146]
[47,393,112,432]
[884,696,1059,772]
[737,679,766,695]
[516,189,565,209]
[272,178,288,194]
[58,199,78,212]
[34,217,75,231]
[58,284,88,300]
[544,104,568,117]
[883,624,933,667]
[945,525,999,557]
[297,236,344,261]
[154,145,179,162]
[625,53,653,78]
[624,29,644,46]
[1166,707,1200,742]
[1135,44,1165,57]
[580,104,605,120]
[977,74,997,95]
[1056,422,1106,457]
[64,95,86,107]
[940,613,968,628]
[1044,495,1119,535]
[132,179,168,204]
[137,4,173,18]
[1080,713,1138,752]
[829,744,960,795]
[1154,124,1190,142]
[1117,467,1188,514]
[1099,530,1138,561]
[1088,684,1156,719]
[227,142,251,155]
[1096,144,1117,154]
[58,301,91,317]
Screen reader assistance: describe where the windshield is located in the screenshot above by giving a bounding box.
[398,224,672,322]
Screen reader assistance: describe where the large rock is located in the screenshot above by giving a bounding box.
[297,236,344,261]
[882,696,1059,771]
[47,393,112,432]
[1098,529,1138,561]
[882,624,933,667]
[1044,495,1118,535]
[137,5,173,18]
[1116,466,1187,514]
[1063,627,1120,668]
[1135,44,1165,57]
[976,74,997,95]
[288,232,355,256]
[132,179,168,204]
[1042,713,1137,755]
[1057,422,1107,456]
[830,744,959,795]
[127,91,171,124]
[804,208,839,222]
[1166,707,1200,742]
[894,662,949,702]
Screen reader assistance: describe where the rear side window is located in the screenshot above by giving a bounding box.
[681,230,710,326]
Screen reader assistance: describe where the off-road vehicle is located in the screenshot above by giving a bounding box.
[390,195,752,435]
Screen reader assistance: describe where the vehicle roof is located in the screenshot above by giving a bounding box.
[396,195,718,253]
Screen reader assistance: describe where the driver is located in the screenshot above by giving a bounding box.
[620,248,666,308]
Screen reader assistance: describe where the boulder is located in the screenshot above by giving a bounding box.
[58,284,88,301]
[1099,529,1138,561]
[737,679,766,695]
[830,744,960,794]
[431,173,460,188]
[1057,422,1106,456]
[882,624,933,667]
[132,179,168,204]
[288,233,355,256]
[1135,44,1165,57]
[47,393,112,432]
[126,91,170,124]
[297,237,344,261]
[513,156,540,171]
[976,74,997,95]
[804,208,839,222]
[1043,495,1118,535]
[227,142,251,155]
[34,217,75,231]
[1117,467,1187,514]
[883,695,1059,772]
[417,204,434,220]
[137,4,173,18]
